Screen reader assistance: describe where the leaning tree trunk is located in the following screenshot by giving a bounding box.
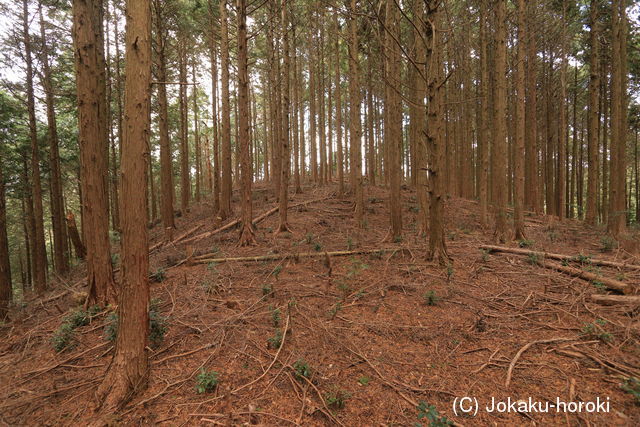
[71,0,116,306]
[95,0,151,411]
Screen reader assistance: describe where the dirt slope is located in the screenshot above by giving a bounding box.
[1,183,639,426]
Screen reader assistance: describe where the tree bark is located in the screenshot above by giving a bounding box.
[219,0,232,220]
[514,0,526,240]
[348,0,364,227]
[425,0,449,265]
[608,0,627,237]
[478,0,489,228]
[0,159,11,320]
[586,0,600,225]
[277,0,292,233]
[178,39,190,212]
[153,0,176,236]
[492,0,509,243]
[96,0,151,410]
[237,0,255,245]
[72,0,116,306]
[39,6,70,276]
[384,0,402,241]
[23,0,47,293]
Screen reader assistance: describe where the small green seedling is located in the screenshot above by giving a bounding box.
[416,401,452,426]
[195,368,219,394]
[527,253,540,265]
[151,268,166,283]
[328,302,342,319]
[325,388,350,410]
[271,306,281,327]
[272,265,283,280]
[51,323,76,352]
[424,290,439,306]
[314,242,323,252]
[293,359,312,381]
[262,283,273,296]
[600,235,617,252]
[446,264,454,281]
[357,376,371,386]
[518,239,534,248]
[621,377,640,404]
[267,329,283,349]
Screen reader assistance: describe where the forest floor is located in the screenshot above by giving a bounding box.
[1,183,640,426]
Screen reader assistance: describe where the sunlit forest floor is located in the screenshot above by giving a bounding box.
[1,183,639,425]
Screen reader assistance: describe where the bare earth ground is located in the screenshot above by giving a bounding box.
[1,183,639,426]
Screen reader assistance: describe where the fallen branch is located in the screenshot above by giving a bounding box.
[539,260,631,294]
[182,197,330,246]
[150,223,204,252]
[480,244,640,270]
[505,338,573,387]
[194,248,402,264]
[589,294,640,306]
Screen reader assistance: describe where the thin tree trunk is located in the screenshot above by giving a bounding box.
[178,40,190,212]
[237,0,256,245]
[478,0,489,227]
[39,5,69,276]
[0,159,11,320]
[492,0,509,242]
[525,0,539,213]
[348,0,364,227]
[22,0,47,293]
[219,0,232,219]
[153,0,175,235]
[514,0,526,240]
[385,0,402,241]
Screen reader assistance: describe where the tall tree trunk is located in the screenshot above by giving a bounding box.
[0,159,11,320]
[425,0,449,265]
[237,0,256,245]
[478,0,489,227]
[587,2,601,225]
[193,61,201,203]
[385,0,402,241]
[492,0,509,242]
[335,16,344,195]
[208,7,221,212]
[96,0,151,409]
[557,1,567,220]
[72,0,116,305]
[219,0,232,219]
[348,0,364,227]
[514,0,526,240]
[293,26,302,194]
[22,0,47,293]
[105,0,120,233]
[39,5,69,276]
[525,0,540,213]
[608,0,627,237]
[178,40,190,212]
[277,0,292,233]
[153,0,176,235]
